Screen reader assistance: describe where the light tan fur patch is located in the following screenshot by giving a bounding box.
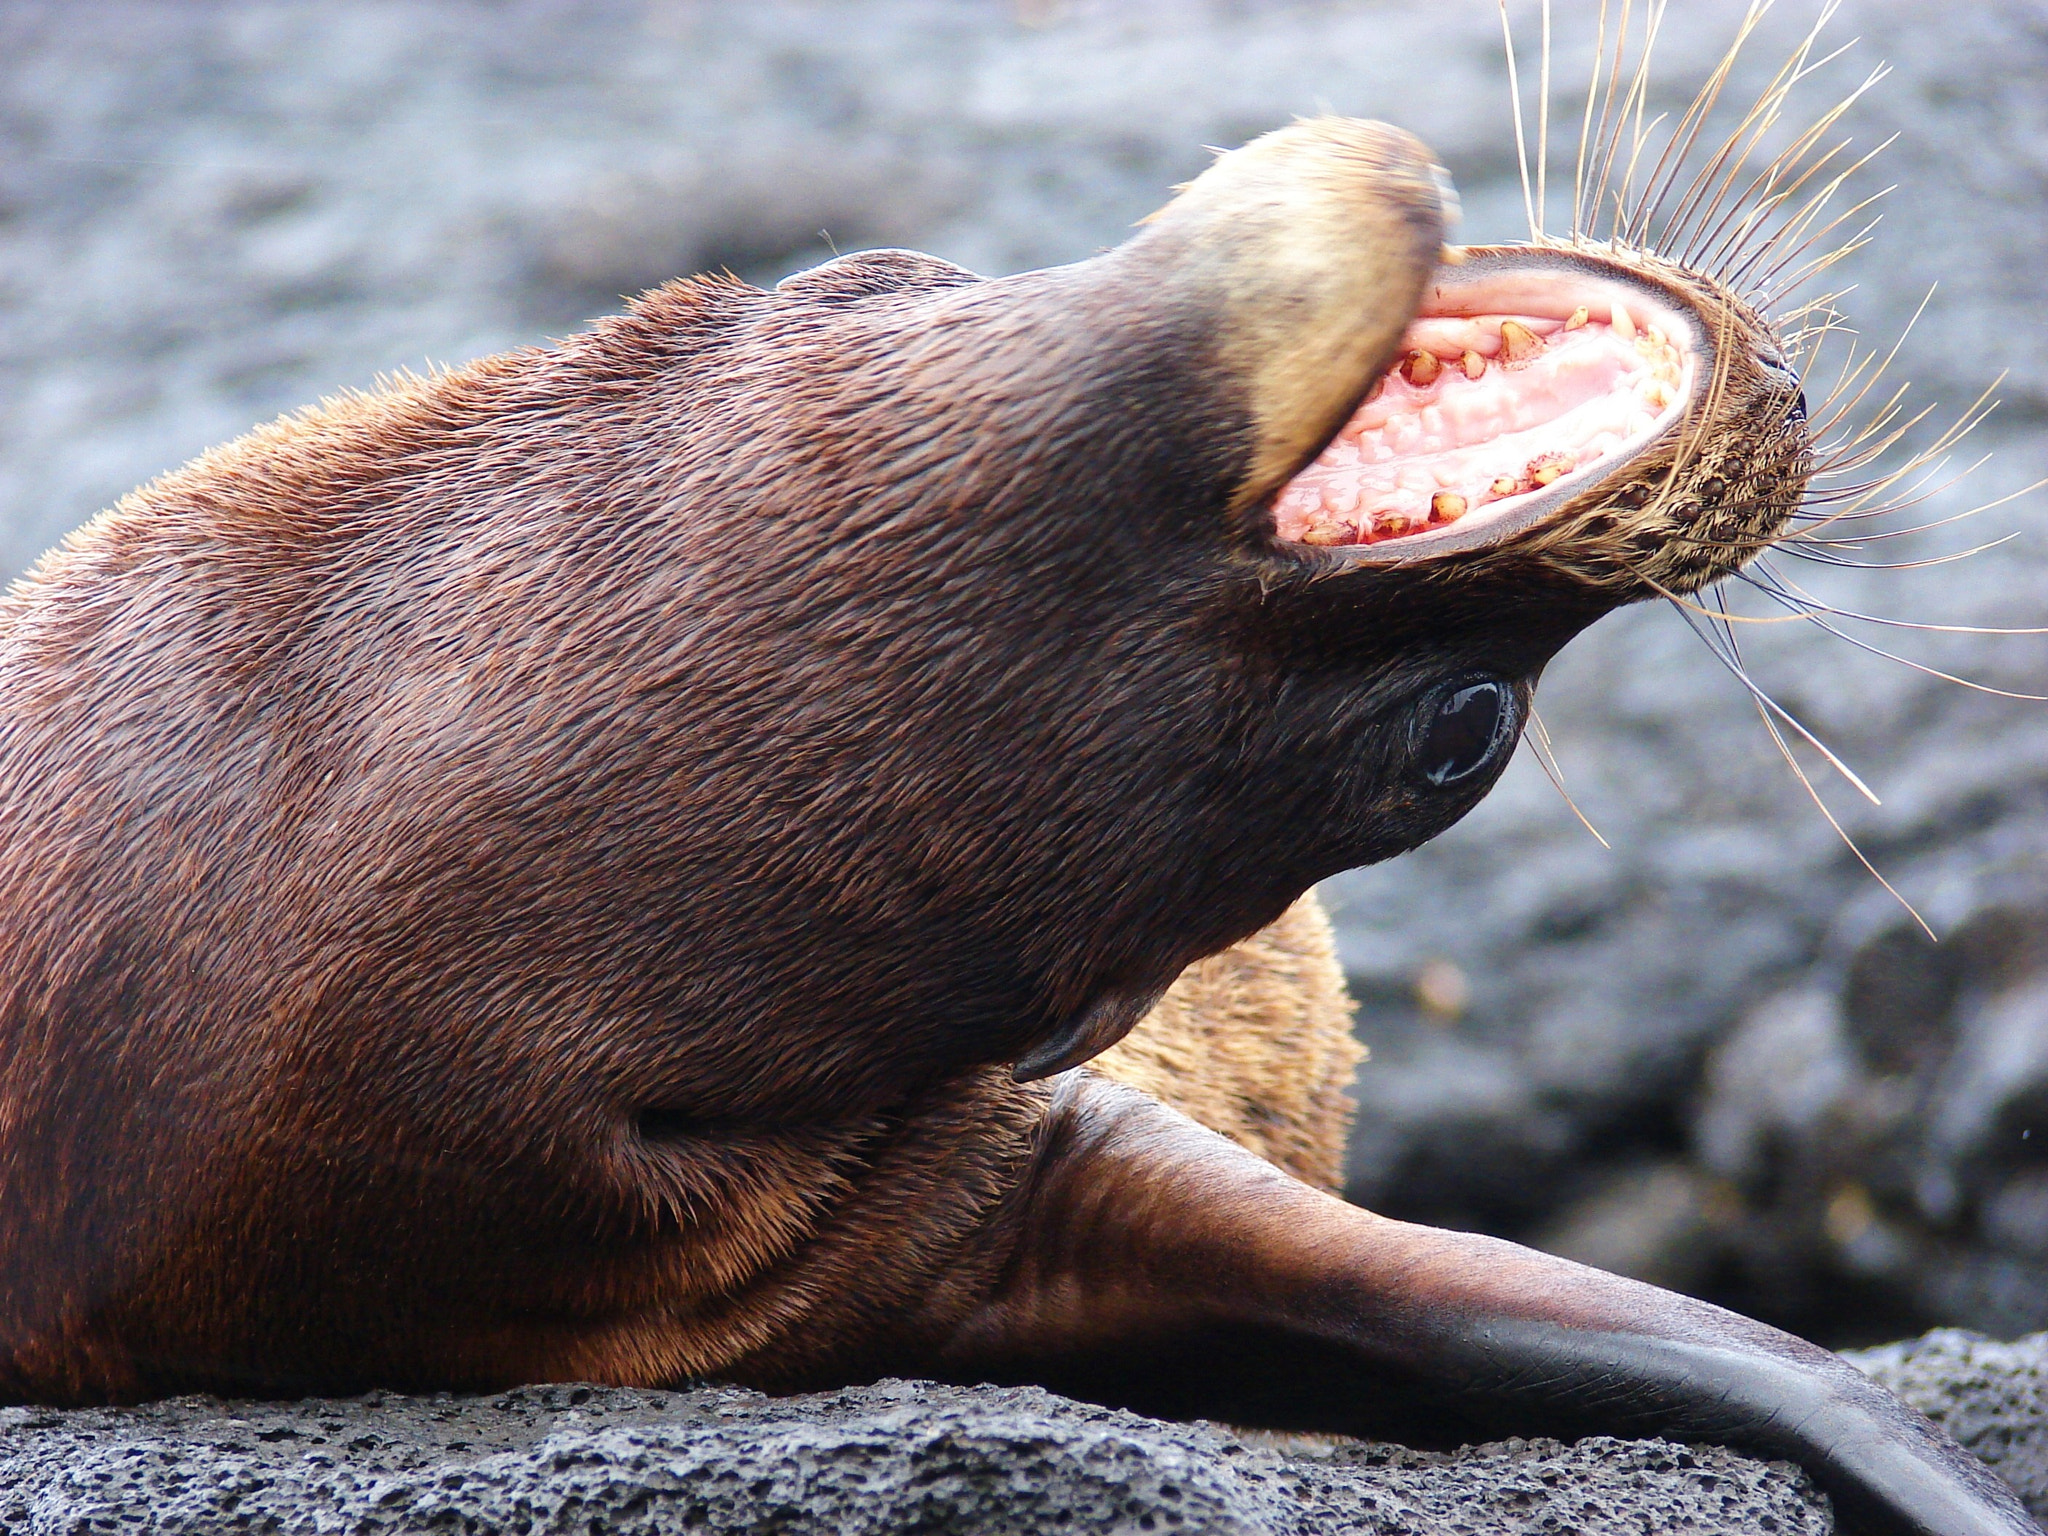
[1092,892,1363,1193]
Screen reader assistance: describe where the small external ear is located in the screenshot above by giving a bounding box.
[776,248,982,305]
[1012,982,1174,1082]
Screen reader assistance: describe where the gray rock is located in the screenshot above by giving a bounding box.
[0,1378,1830,1535]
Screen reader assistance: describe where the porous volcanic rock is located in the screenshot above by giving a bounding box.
[0,1378,1830,1536]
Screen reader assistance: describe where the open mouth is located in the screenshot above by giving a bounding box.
[1272,254,1703,557]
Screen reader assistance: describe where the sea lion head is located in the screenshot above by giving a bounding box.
[629,114,1815,1078]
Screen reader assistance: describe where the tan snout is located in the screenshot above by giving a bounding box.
[1124,117,1452,513]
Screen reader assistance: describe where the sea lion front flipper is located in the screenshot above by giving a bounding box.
[927,1075,2033,1536]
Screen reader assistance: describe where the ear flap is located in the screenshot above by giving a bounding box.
[776,249,982,306]
[1012,981,1175,1082]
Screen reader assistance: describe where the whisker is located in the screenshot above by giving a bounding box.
[1791,466,2015,540]
[1718,141,1894,292]
[1798,288,1939,445]
[1538,0,1554,237]
[1802,383,2007,530]
[1625,0,1774,248]
[1776,532,2023,571]
[1654,6,1847,254]
[1590,0,1659,241]
[1608,1,1670,233]
[1703,586,1932,938]
[1691,70,1886,273]
[1608,112,1674,239]
[1501,1,1540,241]
[1796,450,1987,530]
[1801,479,2048,553]
[1686,59,1887,274]
[1526,705,1612,848]
[1660,587,1881,802]
[1571,0,1613,240]
[1749,558,2048,636]
[1735,568,2048,699]
[1749,207,1886,300]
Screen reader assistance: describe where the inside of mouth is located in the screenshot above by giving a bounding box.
[1273,283,1695,551]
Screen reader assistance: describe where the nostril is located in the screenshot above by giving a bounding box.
[1758,352,1807,426]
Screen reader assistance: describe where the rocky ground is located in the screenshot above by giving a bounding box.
[0,1380,1849,1536]
[2,0,2046,1351]
[0,1332,2038,1534]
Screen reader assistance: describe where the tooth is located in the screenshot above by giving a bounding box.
[1647,326,1666,347]
[1301,521,1348,546]
[1461,349,1486,380]
[1529,453,1573,487]
[1431,491,1467,522]
[1400,349,1442,386]
[1610,300,1636,339]
[1498,320,1541,364]
[1490,476,1518,497]
[1564,306,1589,330]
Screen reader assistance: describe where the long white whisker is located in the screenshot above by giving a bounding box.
[1702,587,1931,937]
[1538,0,1554,238]
[1665,592,1882,803]
[1572,0,1612,239]
[1624,0,1771,245]
[1750,559,2048,636]
[1526,706,1612,847]
[1501,1,1539,241]
[1735,570,2048,700]
[1779,531,2023,571]
[1670,36,1878,262]
[1662,13,1868,260]
[1587,0,1641,240]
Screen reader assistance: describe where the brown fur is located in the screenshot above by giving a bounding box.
[0,117,1447,1404]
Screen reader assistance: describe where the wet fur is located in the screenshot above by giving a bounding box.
[0,152,1449,1397]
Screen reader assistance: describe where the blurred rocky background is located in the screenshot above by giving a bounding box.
[1,0,2043,1350]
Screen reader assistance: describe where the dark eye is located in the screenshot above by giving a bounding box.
[1414,679,1517,787]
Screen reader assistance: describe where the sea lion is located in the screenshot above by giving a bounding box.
[0,114,2028,1536]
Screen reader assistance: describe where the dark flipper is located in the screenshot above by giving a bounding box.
[924,1075,2034,1536]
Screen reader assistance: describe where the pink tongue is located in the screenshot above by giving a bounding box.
[1274,317,1676,546]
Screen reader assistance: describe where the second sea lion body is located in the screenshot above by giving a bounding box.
[0,116,2030,1536]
